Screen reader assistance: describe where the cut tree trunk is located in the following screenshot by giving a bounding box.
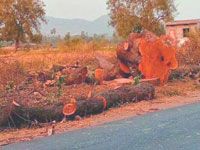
[116,30,178,83]
[169,65,200,80]
[36,66,88,86]
[65,67,88,85]
[0,83,155,127]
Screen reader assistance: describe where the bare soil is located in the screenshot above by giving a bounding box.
[1,78,200,146]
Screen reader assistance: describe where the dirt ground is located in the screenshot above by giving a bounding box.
[1,78,200,146]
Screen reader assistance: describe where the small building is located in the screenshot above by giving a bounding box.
[166,19,200,43]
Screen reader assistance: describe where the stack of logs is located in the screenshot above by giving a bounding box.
[2,30,200,128]
[116,30,178,84]
[26,30,200,86]
[0,83,155,127]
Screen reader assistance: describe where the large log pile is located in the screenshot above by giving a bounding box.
[116,30,178,84]
[116,31,158,77]
[0,83,155,127]
[139,38,178,83]
[21,31,179,86]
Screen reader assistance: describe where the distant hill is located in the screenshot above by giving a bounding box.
[41,15,114,37]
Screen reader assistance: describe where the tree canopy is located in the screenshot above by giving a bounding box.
[0,0,46,50]
[107,0,177,38]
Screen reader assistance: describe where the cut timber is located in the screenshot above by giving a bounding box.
[68,82,155,117]
[0,83,155,127]
[95,55,114,71]
[119,61,131,74]
[0,103,64,127]
[140,78,160,86]
[95,69,104,85]
[63,103,77,116]
[116,30,178,84]
[139,39,178,84]
[170,65,200,80]
[38,65,88,86]
[0,106,11,127]
[95,55,119,81]
[116,30,159,71]
[64,67,88,85]
[113,78,160,86]
[63,98,77,116]
[114,78,133,84]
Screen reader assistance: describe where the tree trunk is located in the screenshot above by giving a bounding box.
[15,38,19,51]
[0,83,155,128]
[37,66,88,86]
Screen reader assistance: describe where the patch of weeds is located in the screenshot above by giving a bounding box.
[0,60,26,91]
[56,88,63,98]
[6,81,15,90]
[51,65,65,73]
[55,75,66,98]
[85,73,99,85]
[132,76,141,85]
[56,75,66,87]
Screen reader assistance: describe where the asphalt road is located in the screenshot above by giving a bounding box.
[2,102,200,150]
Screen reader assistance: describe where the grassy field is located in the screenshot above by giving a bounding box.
[0,47,117,91]
[0,48,116,70]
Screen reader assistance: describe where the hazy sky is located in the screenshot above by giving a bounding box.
[42,0,200,21]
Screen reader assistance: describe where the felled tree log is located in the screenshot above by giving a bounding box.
[116,30,159,75]
[139,38,178,84]
[116,30,161,78]
[116,30,178,84]
[95,55,120,81]
[0,83,155,127]
[92,82,155,110]
[36,66,88,86]
[169,65,200,80]
[64,67,88,85]
[0,105,12,127]
[69,83,155,117]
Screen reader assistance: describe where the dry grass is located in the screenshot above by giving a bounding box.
[0,48,116,71]
[0,47,116,91]
[0,59,25,91]
[155,78,198,98]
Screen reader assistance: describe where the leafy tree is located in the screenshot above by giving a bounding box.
[93,34,98,41]
[50,28,56,36]
[81,31,86,40]
[111,32,121,43]
[0,0,46,50]
[30,33,43,44]
[92,34,108,42]
[71,37,83,44]
[64,32,71,43]
[107,0,177,38]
